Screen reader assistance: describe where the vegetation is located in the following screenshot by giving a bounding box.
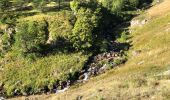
[2,53,89,96]
[19,0,170,100]
[14,20,48,57]
[70,0,102,51]
[0,0,155,98]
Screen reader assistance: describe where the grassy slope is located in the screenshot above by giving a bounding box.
[10,0,170,100]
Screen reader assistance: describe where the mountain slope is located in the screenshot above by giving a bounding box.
[10,0,170,100]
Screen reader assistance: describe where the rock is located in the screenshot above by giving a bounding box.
[56,87,69,93]
[66,80,71,87]
[0,97,5,100]
[141,19,147,25]
[14,88,22,96]
[106,53,111,58]
[83,73,89,81]
[131,19,148,27]
[98,64,107,74]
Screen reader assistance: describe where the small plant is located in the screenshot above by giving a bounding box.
[117,31,129,43]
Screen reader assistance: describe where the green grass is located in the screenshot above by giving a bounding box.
[19,2,170,100]
[1,52,89,96]
[2,0,170,99]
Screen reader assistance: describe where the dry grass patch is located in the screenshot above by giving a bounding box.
[148,0,170,18]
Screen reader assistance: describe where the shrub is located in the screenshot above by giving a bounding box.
[98,0,125,13]
[20,12,75,52]
[46,11,74,44]
[116,31,129,43]
[0,32,13,57]
[14,20,48,56]
[69,0,102,51]
[99,0,152,13]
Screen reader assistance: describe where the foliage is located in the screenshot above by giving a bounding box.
[0,33,11,57]
[99,0,125,13]
[99,0,153,13]
[116,31,129,43]
[46,11,74,44]
[14,20,48,56]
[0,0,154,97]
[19,11,75,53]
[69,0,102,51]
[2,52,89,96]
[0,0,11,12]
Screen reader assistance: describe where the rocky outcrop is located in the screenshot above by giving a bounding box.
[77,51,126,83]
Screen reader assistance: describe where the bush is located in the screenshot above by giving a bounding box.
[14,20,48,56]
[69,0,102,51]
[0,32,13,57]
[46,11,74,44]
[99,0,125,13]
[19,12,75,53]
[99,0,152,13]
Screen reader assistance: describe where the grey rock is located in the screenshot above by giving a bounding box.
[83,73,89,81]
[0,97,5,100]
[56,87,69,93]
[131,19,148,27]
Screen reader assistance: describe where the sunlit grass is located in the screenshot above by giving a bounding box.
[24,1,170,99]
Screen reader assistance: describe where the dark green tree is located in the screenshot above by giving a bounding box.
[69,0,102,51]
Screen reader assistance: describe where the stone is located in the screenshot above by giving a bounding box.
[98,64,107,74]
[83,73,89,81]
[22,92,28,96]
[141,19,147,25]
[131,19,148,27]
[56,87,69,93]
[0,97,5,100]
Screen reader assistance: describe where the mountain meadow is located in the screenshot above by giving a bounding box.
[1,0,170,100]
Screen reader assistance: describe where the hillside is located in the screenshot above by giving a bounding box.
[0,0,170,100]
[10,0,170,100]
